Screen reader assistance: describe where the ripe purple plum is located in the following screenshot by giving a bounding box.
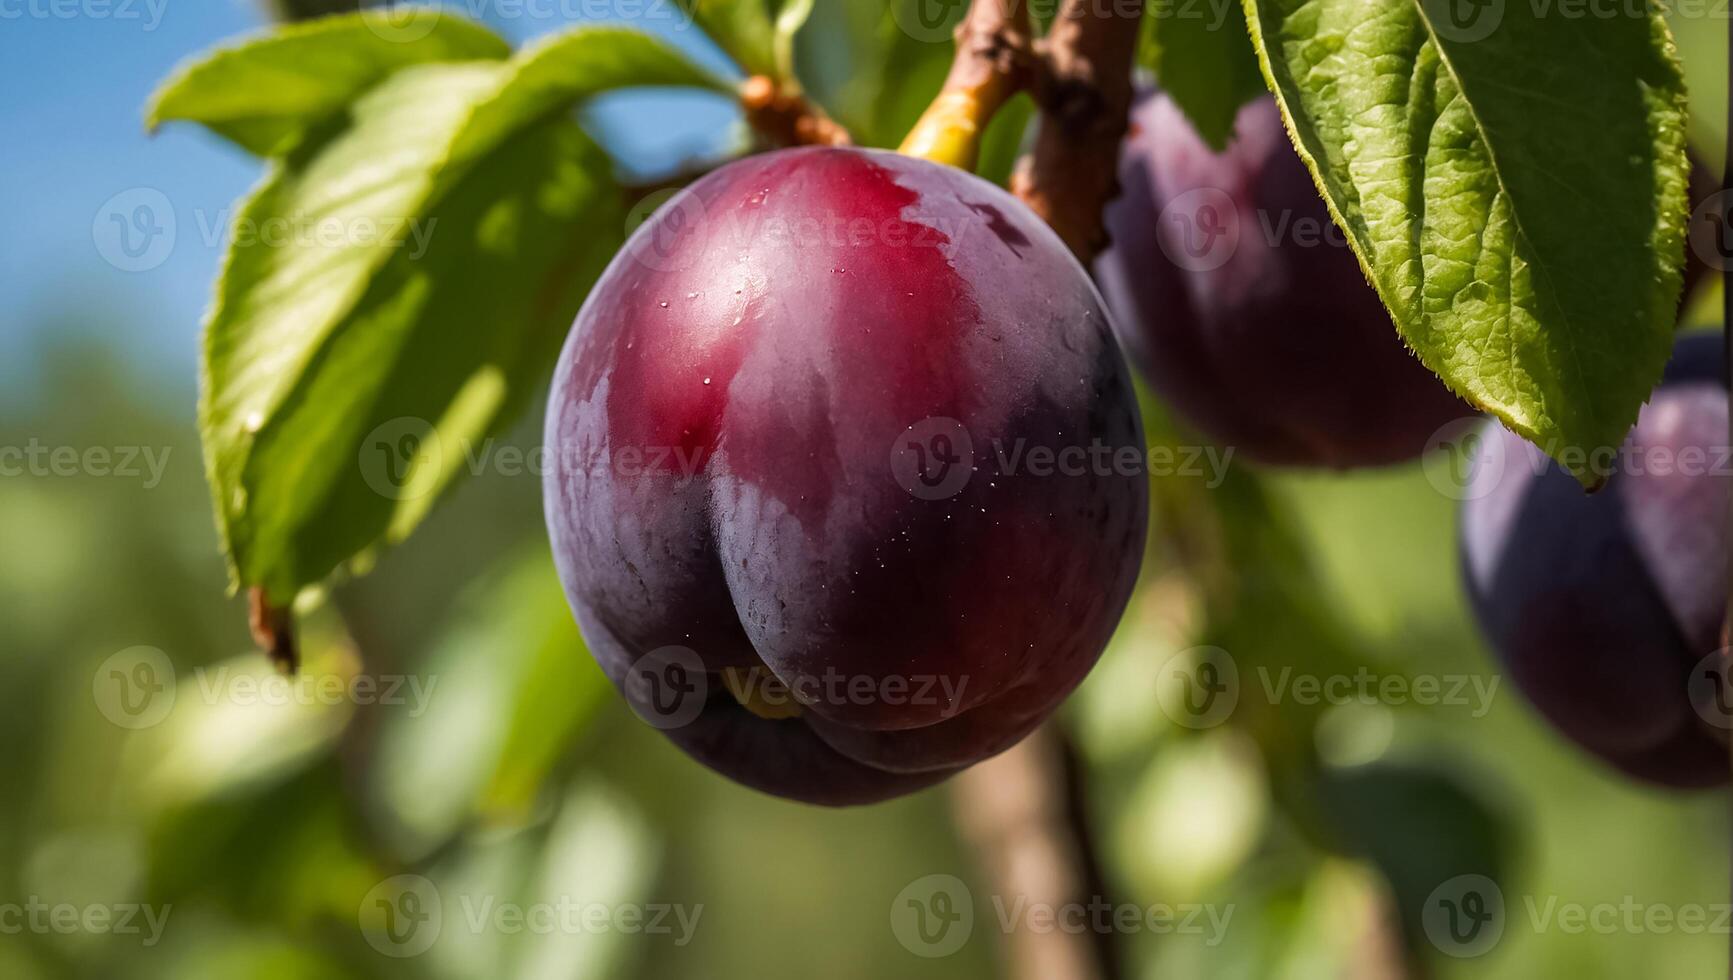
[1460,334,1730,788]
[1095,91,1468,467]
[544,147,1149,805]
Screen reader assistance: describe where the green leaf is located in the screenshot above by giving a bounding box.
[444,26,735,161]
[681,0,778,78]
[1318,759,1509,957]
[1241,0,1691,484]
[795,1,954,149]
[1139,0,1267,150]
[197,26,724,604]
[146,11,510,156]
[124,641,361,808]
[369,551,607,859]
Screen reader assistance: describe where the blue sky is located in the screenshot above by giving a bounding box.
[0,1,740,391]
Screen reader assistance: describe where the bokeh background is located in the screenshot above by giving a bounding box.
[3,2,1731,978]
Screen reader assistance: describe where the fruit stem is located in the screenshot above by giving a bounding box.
[897,0,1036,171]
[739,75,852,148]
[1009,0,1144,262]
[248,586,299,675]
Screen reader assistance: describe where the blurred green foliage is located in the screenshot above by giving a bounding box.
[3,6,1731,980]
[6,303,1727,980]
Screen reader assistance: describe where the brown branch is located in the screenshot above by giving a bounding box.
[951,724,1120,980]
[1012,0,1145,262]
[739,76,852,149]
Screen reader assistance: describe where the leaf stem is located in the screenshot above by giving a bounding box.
[248,586,299,675]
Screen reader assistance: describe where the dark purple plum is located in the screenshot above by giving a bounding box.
[544,147,1149,805]
[1461,334,1730,788]
[1095,91,1469,467]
